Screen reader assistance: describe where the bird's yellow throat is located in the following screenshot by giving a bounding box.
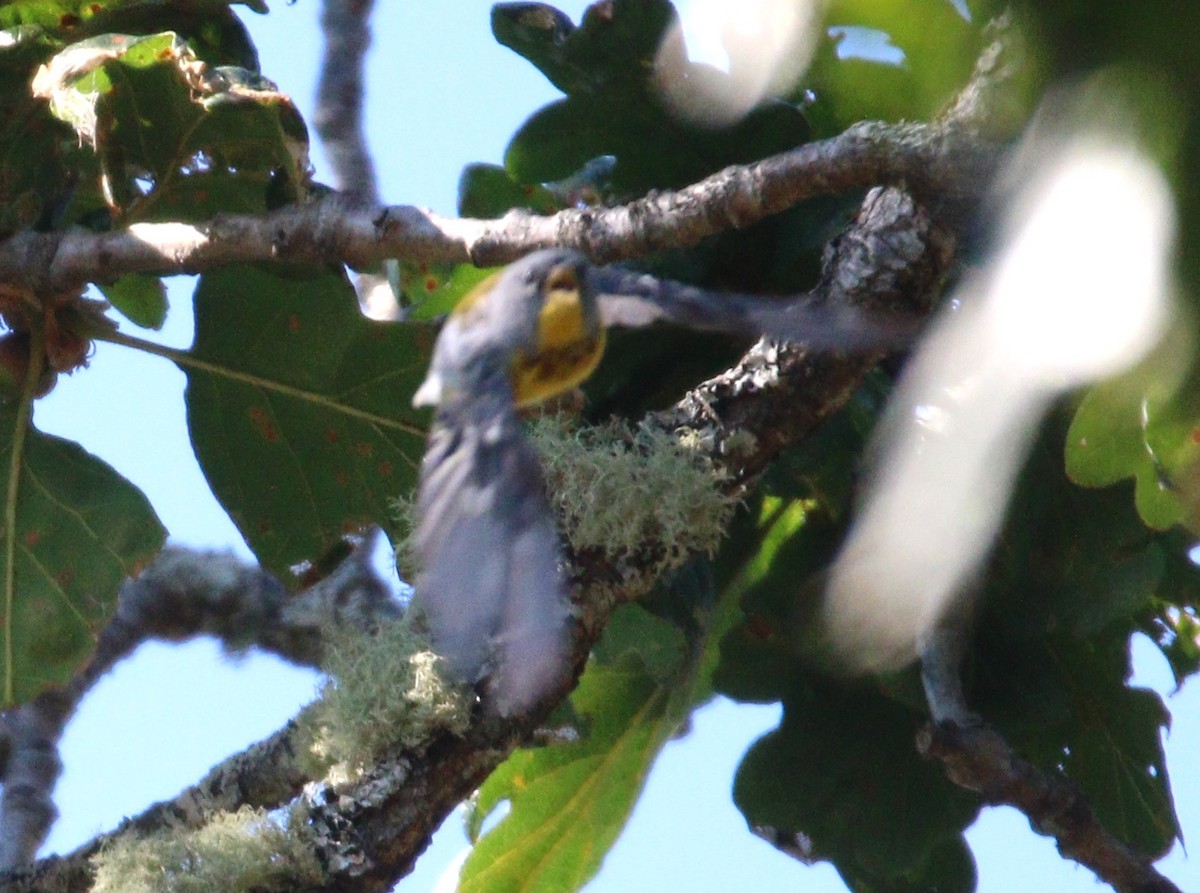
[510,280,606,408]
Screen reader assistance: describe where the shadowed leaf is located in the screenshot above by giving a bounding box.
[183,265,431,579]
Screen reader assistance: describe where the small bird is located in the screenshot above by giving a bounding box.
[411,248,897,714]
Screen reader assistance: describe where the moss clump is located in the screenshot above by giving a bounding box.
[91,806,322,893]
[530,416,737,576]
[313,618,470,767]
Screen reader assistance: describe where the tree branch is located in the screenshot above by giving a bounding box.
[918,722,1182,893]
[919,620,1181,893]
[313,0,397,318]
[0,531,395,870]
[0,122,998,295]
[314,0,380,204]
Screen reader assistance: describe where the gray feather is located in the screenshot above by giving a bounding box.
[412,383,570,715]
[591,269,913,349]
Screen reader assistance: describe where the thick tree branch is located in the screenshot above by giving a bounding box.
[0,122,998,295]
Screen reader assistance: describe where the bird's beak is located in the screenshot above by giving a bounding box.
[412,372,442,408]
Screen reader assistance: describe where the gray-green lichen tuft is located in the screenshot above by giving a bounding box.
[91,806,323,893]
[391,416,737,588]
[312,618,470,767]
[529,416,737,575]
[389,492,418,583]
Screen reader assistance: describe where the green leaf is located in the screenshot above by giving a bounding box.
[995,485,1165,640]
[0,397,164,706]
[494,0,809,195]
[0,1,264,39]
[710,494,831,705]
[504,98,610,186]
[1064,682,1180,857]
[712,378,887,703]
[457,163,562,219]
[968,433,1184,858]
[591,601,687,683]
[181,265,431,578]
[712,474,982,892]
[1153,605,1200,686]
[493,0,675,97]
[393,260,496,323]
[34,29,309,224]
[1145,544,1200,686]
[1066,362,1200,533]
[0,30,101,235]
[979,630,1182,858]
[460,555,748,893]
[460,605,688,893]
[97,273,167,329]
[733,679,979,890]
[803,43,924,136]
[804,0,983,132]
[984,429,1170,643]
[838,836,977,893]
[0,1,267,235]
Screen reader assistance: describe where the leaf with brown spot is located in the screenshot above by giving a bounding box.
[0,396,164,706]
[179,264,432,579]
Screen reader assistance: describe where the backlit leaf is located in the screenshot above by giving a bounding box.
[0,399,164,706]
[460,606,688,893]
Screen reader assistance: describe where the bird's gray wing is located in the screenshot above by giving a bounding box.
[412,393,571,715]
[592,270,913,349]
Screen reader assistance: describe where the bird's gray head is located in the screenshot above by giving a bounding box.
[413,248,600,409]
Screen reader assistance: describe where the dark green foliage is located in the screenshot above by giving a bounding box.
[0,0,281,238]
[96,274,167,329]
[184,265,430,580]
[801,0,985,135]
[493,0,810,195]
[733,682,980,893]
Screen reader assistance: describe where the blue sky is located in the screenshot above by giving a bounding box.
[28,3,1200,891]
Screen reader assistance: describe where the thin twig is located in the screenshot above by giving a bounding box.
[314,0,380,203]
[313,0,396,317]
[919,723,1182,893]
[0,532,395,869]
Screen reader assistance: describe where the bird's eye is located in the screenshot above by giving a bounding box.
[544,265,579,292]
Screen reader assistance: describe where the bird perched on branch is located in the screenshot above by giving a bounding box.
[411,247,898,714]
